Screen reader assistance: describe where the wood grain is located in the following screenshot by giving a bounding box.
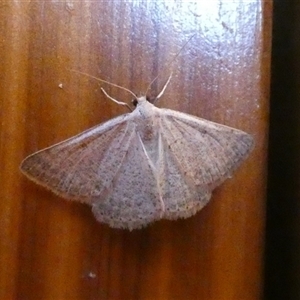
[0,1,271,299]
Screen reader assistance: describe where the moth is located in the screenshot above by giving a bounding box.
[20,74,254,230]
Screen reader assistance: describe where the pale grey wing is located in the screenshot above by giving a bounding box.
[20,114,135,203]
[157,130,212,220]
[158,109,253,219]
[161,109,253,186]
[91,132,163,230]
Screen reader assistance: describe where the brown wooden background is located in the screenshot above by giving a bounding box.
[0,1,271,299]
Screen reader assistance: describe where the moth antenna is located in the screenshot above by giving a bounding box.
[153,73,172,104]
[69,69,138,99]
[101,88,132,112]
[144,34,195,97]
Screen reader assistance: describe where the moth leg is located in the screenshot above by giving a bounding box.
[101,88,132,111]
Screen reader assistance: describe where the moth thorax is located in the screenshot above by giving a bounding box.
[138,120,160,166]
[139,122,156,142]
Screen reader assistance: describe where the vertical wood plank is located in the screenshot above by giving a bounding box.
[0,1,271,299]
[0,2,31,299]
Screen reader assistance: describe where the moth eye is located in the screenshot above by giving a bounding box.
[132,99,138,107]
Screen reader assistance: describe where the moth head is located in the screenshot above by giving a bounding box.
[132,96,152,107]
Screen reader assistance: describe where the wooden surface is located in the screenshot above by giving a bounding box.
[0,1,271,299]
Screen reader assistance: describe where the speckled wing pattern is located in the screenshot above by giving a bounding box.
[21,102,253,230]
[21,114,132,202]
[158,109,253,221]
